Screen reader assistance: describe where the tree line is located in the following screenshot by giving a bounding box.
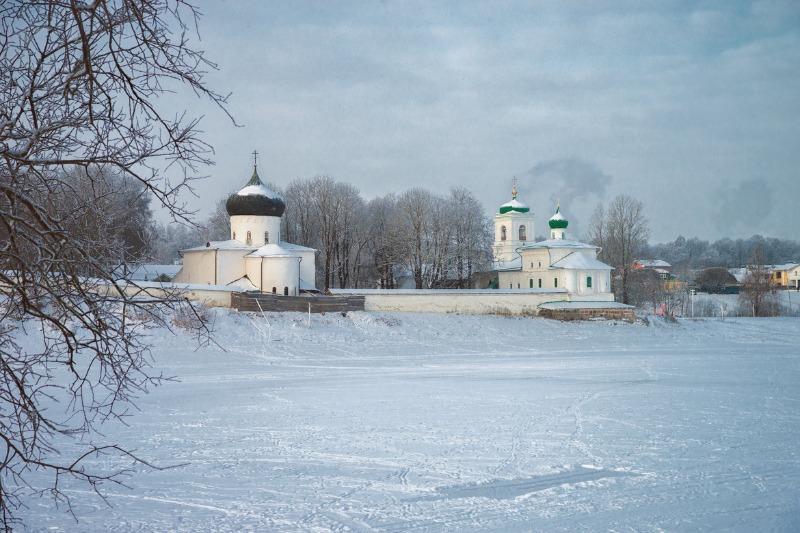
[644,235,800,276]
[182,176,494,291]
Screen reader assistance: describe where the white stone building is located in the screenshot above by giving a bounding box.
[493,186,614,297]
[173,163,316,295]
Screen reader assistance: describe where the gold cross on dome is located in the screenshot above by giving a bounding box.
[511,177,518,199]
[252,149,259,168]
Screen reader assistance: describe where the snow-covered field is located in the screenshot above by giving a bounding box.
[23,312,800,531]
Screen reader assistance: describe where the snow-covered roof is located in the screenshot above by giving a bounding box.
[520,239,598,251]
[246,242,316,258]
[550,253,613,271]
[548,205,568,229]
[182,240,256,252]
[237,182,282,198]
[728,267,748,283]
[767,263,800,272]
[635,259,671,268]
[226,276,259,291]
[492,256,522,272]
[498,198,530,214]
[115,264,182,280]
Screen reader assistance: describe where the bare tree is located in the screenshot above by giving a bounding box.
[283,179,316,248]
[448,187,492,288]
[588,195,650,304]
[366,195,403,288]
[739,247,779,317]
[203,197,232,242]
[0,1,228,526]
[397,188,432,289]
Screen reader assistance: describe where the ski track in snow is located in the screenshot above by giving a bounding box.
[18,312,800,532]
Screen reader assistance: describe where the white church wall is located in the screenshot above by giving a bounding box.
[520,249,550,271]
[173,250,216,285]
[499,270,565,291]
[230,215,281,246]
[297,250,316,289]
[259,257,301,296]
[245,257,262,289]
[216,249,249,285]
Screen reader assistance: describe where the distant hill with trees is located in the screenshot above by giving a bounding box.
[643,235,800,276]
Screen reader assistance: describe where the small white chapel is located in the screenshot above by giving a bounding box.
[173,157,317,295]
[492,181,613,296]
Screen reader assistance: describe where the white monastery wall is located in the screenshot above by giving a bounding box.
[332,289,576,315]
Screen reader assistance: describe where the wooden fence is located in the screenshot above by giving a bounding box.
[231,292,365,314]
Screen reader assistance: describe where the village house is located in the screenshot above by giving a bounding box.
[768,263,800,289]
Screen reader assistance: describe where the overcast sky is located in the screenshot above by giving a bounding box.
[167,0,800,242]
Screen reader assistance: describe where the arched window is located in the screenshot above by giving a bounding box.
[232,231,236,240]
[284,286,289,296]
[501,226,507,241]
[272,287,277,294]
[554,277,558,288]
[519,225,527,241]
[264,231,269,244]
[529,279,533,288]
[538,278,542,288]
[587,276,593,288]
[246,231,252,245]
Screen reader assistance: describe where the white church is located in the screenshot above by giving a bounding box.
[492,182,613,296]
[173,160,317,295]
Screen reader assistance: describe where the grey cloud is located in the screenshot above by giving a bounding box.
[715,179,773,234]
[525,157,612,207]
[156,1,800,242]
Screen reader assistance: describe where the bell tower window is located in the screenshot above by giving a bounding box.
[264,231,269,244]
[246,231,252,245]
[501,226,507,241]
[519,225,527,241]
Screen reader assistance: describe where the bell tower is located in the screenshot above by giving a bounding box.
[493,178,535,265]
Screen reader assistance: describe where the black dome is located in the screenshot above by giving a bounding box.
[225,168,286,217]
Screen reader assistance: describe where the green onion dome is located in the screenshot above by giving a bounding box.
[499,198,530,214]
[548,205,568,229]
[499,181,530,214]
[226,167,286,217]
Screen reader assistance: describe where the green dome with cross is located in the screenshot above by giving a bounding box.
[498,179,530,214]
[548,204,568,229]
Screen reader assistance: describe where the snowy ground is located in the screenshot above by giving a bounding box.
[22,312,800,532]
